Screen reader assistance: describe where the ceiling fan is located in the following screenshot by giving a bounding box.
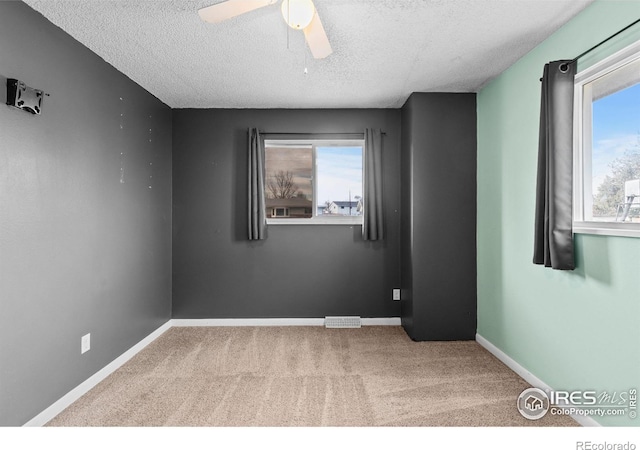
[198,0,332,59]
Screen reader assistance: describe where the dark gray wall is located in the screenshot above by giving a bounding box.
[0,2,172,426]
[172,109,401,318]
[400,100,415,336]
[400,93,477,341]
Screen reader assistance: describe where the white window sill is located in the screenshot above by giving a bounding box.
[573,221,640,238]
[267,217,363,226]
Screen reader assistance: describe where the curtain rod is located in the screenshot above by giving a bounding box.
[259,131,386,136]
[560,17,640,71]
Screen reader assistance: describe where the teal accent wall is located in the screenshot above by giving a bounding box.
[477,1,640,426]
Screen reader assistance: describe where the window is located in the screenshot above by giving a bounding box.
[264,139,364,224]
[574,40,640,237]
[272,207,290,217]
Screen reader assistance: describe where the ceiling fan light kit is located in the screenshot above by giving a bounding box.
[281,0,315,30]
[198,0,332,59]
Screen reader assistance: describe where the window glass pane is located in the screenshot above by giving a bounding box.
[589,67,640,223]
[316,146,363,216]
[264,140,364,223]
[265,146,313,219]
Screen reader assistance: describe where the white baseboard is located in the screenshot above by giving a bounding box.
[475,333,601,427]
[171,317,401,327]
[23,320,172,427]
[361,317,401,326]
[171,318,325,327]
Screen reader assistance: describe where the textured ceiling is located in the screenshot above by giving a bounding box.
[23,0,595,108]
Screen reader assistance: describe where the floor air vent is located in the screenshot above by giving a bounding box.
[324,316,361,328]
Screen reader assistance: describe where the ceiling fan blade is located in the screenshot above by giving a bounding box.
[303,10,332,59]
[198,0,277,24]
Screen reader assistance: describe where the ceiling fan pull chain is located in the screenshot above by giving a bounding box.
[286,0,290,50]
[304,47,308,75]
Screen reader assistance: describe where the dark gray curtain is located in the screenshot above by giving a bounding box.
[363,128,384,241]
[533,60,576,270]
[248,128,266,240]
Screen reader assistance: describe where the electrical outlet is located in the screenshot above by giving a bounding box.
[81,333,90,354]
[393,289,401,301]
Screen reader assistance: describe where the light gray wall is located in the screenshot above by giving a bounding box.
[0,1,172,426]
[172,109,402,319]
[400,93,477,341]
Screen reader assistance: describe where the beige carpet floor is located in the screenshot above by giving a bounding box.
[47,326,577,427]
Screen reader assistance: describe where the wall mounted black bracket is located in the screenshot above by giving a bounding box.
[6,78,45,115]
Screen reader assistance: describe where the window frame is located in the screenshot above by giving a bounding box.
[264,138,365,226]
[573,39,640,238]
